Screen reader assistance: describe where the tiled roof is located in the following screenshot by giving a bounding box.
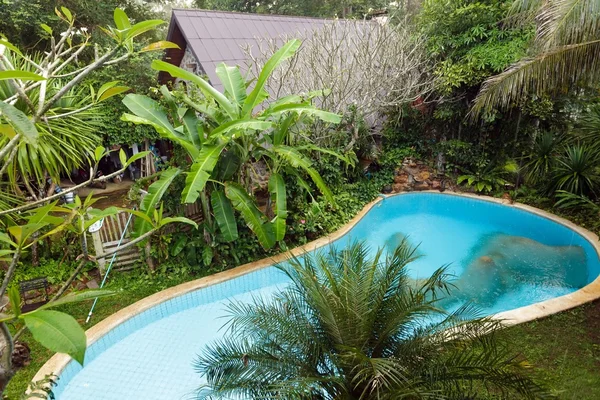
[164,9,353,90]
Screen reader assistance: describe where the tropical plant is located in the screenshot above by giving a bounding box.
[457,159,519,193]
[195,241,548,399]
[549,144,600,196]
[524,132,560,185]
[0,6,177,203]
[0,145,197,395]
[472,0,600,116]
[123,40,347,250]
[578,104,600,143]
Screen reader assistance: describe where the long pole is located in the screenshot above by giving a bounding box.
[85,211,135,324]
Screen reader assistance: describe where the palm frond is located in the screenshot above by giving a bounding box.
[536,0,600,48]
[471,39,600,117]
[195,241,549,399]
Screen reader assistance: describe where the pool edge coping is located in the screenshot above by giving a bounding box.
[32,190,600,388]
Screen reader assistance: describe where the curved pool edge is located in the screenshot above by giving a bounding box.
[32,191,600,389]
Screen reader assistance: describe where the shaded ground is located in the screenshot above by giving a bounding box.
[60,178,134,209]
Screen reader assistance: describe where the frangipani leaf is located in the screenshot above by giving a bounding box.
[0,71,45,81]
[141,41,180,52]
[23,310,86,365]
[0,101,38,145]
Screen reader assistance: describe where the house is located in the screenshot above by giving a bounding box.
[159,9,353,91]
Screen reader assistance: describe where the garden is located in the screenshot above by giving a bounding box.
[0,0,600,399]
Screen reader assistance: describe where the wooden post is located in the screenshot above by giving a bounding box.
[145,241,154,271]
[90,229,106,275]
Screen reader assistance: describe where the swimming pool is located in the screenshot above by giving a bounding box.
[35,192,600,400]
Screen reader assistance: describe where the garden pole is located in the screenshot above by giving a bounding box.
[85,211,135,324]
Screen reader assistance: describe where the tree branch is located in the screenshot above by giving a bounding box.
[45,104,94,120]
[0,166,126,217]
[0,250,21,298]
[35,46,121,120]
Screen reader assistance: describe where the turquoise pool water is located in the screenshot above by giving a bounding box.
[52,193,600,399]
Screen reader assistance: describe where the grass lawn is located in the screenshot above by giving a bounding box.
[6,279,600,399]
[502,300,600,399]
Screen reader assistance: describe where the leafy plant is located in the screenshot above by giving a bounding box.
[524,132,560,185]
[195,241,548,399]
[458,159,518,193]
[123,40,347,249]
[550,144,600,196]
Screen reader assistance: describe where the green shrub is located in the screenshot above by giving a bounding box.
[550,144,600,196]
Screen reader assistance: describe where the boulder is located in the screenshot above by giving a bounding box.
[392,183,405,193]
[394,174,408,184]
[418,171,431,181]
[413,182,430,191]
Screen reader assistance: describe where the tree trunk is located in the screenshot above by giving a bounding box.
[0,323,14,396]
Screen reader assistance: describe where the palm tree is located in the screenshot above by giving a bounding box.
[472,0,600,117]
[195,241,549,399]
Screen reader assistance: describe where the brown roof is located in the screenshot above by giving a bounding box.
[160,9,348,90]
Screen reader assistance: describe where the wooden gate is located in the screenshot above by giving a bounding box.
[90,211,139,273]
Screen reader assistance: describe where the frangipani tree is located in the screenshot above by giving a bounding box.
[123,39,349,250]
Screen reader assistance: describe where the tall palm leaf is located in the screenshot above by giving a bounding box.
[195,241,548,399]
[472,0,600,116]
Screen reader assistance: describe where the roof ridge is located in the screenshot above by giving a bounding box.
[170,8,359,22]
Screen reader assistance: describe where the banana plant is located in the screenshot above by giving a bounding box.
[123,40,351,249]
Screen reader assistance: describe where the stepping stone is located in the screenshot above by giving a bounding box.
[86,279,99,289]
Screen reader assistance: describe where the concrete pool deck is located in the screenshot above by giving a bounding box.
[32,190,600,390]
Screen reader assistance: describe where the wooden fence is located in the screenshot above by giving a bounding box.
[90,202,203,273]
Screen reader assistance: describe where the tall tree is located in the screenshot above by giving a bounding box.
[195,0,389,18]
[472,0,600,116]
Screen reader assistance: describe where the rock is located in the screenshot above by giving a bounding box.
[418,171,431,181]
[394,174,408,184]
[382,185,393,194]
[392,183,404,192]
[86,279,99,289]
[407,174,415,185]
[432,180,441,190]
[413,182,430,191]
[502,192,514,204]
[12,341,31,369]
[402,166,420,177]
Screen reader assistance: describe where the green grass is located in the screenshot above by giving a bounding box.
[7,280,600,399]
[501,301,600,399]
